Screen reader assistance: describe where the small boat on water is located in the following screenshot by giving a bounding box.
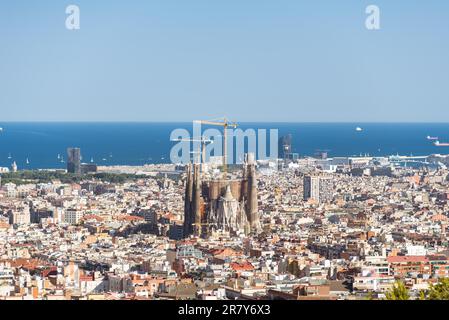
[427,135,439,140]
[8,153,12,159]
[26,158,30,165]
[0,127,3,132]
[356,127,363,132]
[57,154,61,160]
[90,157,94,163]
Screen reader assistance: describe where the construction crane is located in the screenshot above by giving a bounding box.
[194,118,238,176]
[171,137,213,165]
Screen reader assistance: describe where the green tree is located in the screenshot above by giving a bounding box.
[427,278,449,300]
[419,290,427,300]
[366,291,375,300]
[288,260,300,277]
[385,281,410,300]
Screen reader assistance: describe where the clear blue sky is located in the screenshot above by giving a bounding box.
[1,0,449,122]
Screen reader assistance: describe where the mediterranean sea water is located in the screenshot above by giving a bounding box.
[1,122,449,170]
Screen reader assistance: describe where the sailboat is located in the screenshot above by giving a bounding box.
[8,153,12,159]
[26,158,30,165]
[60,156,65,163]
[57,154,61,160]
[90,157,94,163]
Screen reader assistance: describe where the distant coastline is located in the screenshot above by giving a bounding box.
[1,122,449,170]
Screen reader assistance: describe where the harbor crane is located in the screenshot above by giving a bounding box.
[193,118,238,176]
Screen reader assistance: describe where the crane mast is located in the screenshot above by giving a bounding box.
[194,118,238,178]
[172,137,213,168]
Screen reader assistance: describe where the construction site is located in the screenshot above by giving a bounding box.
[182,118,261,239]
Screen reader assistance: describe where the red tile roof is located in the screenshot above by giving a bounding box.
[230,262,254,271]
[117,215,145,222]
[387,256,429,263]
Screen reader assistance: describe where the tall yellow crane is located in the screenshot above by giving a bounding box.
[194,118,238,176]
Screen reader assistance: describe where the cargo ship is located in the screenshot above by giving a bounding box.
[434,141,449,147]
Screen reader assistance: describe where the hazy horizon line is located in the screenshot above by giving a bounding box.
[2,121,449,124]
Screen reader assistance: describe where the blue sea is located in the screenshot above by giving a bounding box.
[1,122,449,170]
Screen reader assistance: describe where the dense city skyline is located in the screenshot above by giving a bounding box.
[3,0,449,307]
